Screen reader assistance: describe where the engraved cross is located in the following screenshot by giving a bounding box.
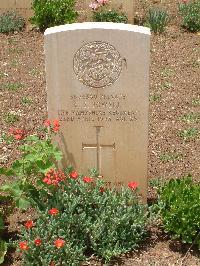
[82,126,115,176]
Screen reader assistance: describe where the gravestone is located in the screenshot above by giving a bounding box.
[44,22,150,200]
[0,0,33,22]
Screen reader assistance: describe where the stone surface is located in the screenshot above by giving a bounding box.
[0,0,33,21]
[45,22,150,200]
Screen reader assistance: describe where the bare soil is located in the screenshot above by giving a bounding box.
[0,0,200,265]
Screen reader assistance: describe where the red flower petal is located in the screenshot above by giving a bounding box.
[34,239,42,246]
[99,187,105,193]
[44,120,51,127]
[53,120,60,127]
[128,181,138,190]
[48,208,59,215]
[19,241,29,250]
[24,220,34,229]
[53,126,60,132]
[83,176,93,183]
[14,134,23,140]
[54,239,65,248]
[70,171,78,179]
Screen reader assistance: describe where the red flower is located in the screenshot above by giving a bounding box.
[15,129,24,134]
[83,176,93,183]
[128,182,138,190]
[48,208,59,215]
[19,241,29,250]
[52,120,60,132]
[53,120,60,127]
[14,134,23,140]
[54,239,65,249]
[70,171,78,179]
[53,126,59,132]
[34,239,42,246]
[9,128,25,140]
[99,187,105,193]
[43,169,65,186]
[43,177,52,185]
[44,120,51,127]
[24,220,34,229]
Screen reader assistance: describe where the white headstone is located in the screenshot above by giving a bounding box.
[45,22,150,201]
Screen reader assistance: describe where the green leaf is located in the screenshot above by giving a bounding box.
[25,135,40,142]
[0,215,4,231]
[0,167,15,176]
[0,182,23,198]
[11,160,23,175]
[24,154,36,162]
[0,240,7,264]
[53,150,63,161]
[16,197,31,209]
[36,160,55,173]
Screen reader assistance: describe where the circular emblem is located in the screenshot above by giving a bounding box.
[73,41,122,88]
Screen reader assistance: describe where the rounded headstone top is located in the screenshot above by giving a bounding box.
[44,22,151,36]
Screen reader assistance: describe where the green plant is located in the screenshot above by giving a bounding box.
[192,98,200,106]
[0,120,62,209]
[158,177,200,248]
[0,133,14,145]
[0,72,5,78]
[93,9,128,23]
[30,0,78,31]
[149,93,161,102]
[159,152,182,162]
[160,82,173,90]
[0,194,13,264]
[147,8,169,33]
[161,67,174,77]
[17,170,147,264]
[180,112,200,123]
[8,47,23,54]
[179,0,200,32]
[3,112,20,124]
[1,121,147,264]
[192,58,200,67]
[8,37,18,45]
[178,128,199,140]
[29,68,40,77]
[10,59,18,67]
[21,97,33,106]
[1,82,24,91]
[0,11,25,33]
[0,213,7,264]
[90,0,128,23]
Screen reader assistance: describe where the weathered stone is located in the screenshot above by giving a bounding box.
[45,22,150,201]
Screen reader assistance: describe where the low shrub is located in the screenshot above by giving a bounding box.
[147,8,169,33]
[158,177,200,248]
[0,120,62,209]
[90,0,128,23]
[0,211,7,264]
[17,170,147,264]
[1,121,147,264]
[30,0,78,31]
[93,9,128,23]
[179,0,200,32]
[0,11,25,33]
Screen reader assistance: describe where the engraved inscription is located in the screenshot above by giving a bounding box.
[73,41,122,88]
[58,93,138,123]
